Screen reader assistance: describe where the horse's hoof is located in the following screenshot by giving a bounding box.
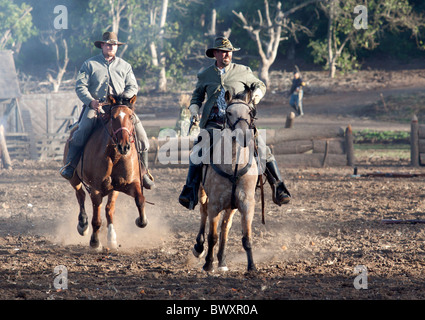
[218,266,229,272]
[107,240,118,251]
[90,241,103,252]
[192,246,206,258]
[135,217,148,228]
[90,234,102,251]
[202,263,214,272]
[247,265,257,273]
[107,225,118,250]
[77,223,89,236]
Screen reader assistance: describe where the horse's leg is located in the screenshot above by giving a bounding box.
[134,184,148,228]
[203,211,220,272]
[89,191,103,251]
[241,204,257,272]
[193,187,207,258]
[217,208,236,272]
[106,191,119,250]
[73,182,88,236]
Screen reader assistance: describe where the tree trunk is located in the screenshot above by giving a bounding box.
[155,0,168,92]
[46,37,69,92]
[329,59,337,78]
[327,0,335,78]
[259,61,271,87]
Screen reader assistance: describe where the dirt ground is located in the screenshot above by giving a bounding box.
[1,69,425,305]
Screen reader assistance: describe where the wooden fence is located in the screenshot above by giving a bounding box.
[410,115,425,167]
[267,125,354,167]
[146,124,355,168]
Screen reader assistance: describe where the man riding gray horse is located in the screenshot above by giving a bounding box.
[60,31,154,189]
[178,37,291,210]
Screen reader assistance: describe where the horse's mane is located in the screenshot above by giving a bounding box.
[226,83,257,105]
[108,94,136,111]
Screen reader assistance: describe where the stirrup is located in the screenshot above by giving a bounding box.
[143,170,155,190]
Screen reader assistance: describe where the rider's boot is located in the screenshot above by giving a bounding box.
[141,151,155,190]
[178,160,202,210]
[59,142,83,180]
[265,160,291,206]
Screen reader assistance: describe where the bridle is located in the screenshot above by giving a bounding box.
[112,105,135,144]
[112,124,135,144]
[225,101,256,131]
[100,105,135,146]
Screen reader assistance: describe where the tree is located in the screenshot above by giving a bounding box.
[0,0,36,53]
[40,30,69,92]
[149,0,169,92]
[233,0,318,86]
[309,0,425,78]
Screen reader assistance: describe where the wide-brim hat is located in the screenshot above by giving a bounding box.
[205,37,240,58]
[94,32,125,49]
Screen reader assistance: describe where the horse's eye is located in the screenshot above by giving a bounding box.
[227,111,232,116]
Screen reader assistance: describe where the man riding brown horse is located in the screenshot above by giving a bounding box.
[178,37,291,210]
[59,31,154,189]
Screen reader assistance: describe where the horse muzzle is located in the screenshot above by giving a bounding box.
[117,142,131,155]
[233,128,253,148]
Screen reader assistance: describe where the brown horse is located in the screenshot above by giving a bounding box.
[63,95,148,251]
[192,84,259,272]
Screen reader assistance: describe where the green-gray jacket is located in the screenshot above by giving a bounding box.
[191,62,266,128]
[75,53,138,106]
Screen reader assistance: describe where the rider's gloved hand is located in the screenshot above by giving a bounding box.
[252,88,264,105]
[189,104,200,123]
[90,100,104,113]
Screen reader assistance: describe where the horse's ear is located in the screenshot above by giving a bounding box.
[128,95,136,110]
[108,95,116,105]
[129,95,137,104]
[225,90,232,104]
[245,83,253,104]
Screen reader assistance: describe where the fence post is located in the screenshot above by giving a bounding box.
[285,112,295,128]
[411,114,419,167]
[0,125,12,170]
[345,124,354,166]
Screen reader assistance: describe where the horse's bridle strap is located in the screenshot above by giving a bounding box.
[113,127,133,137]
[226,101,256,130]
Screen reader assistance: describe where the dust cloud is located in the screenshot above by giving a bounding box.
[49,193,171,251]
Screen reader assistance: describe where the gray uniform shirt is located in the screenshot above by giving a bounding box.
[190,62,266,129]
[75,53,138,106]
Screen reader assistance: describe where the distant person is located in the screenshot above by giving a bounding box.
[59,31,154,189]
[178,36,291,210]
[289,71,305,116]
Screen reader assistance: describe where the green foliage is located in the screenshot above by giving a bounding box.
[354,129,410,144]
[6,0,425,89]
[309,0,425,76]
[0,0,37,51]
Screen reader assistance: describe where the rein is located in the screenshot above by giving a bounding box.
[210,147,253,209]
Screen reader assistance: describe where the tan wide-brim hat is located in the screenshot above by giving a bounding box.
[205,37,240,58]
[94,31,125,49]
